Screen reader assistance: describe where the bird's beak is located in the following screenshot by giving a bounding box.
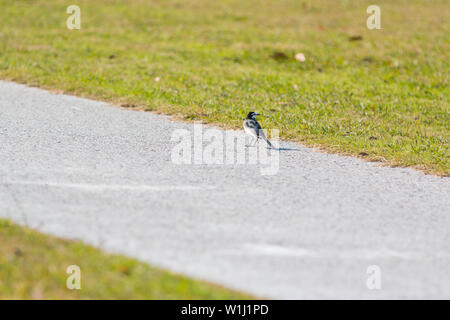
[255,113,260,116]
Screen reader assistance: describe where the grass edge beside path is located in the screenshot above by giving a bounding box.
[0,218,253,299]
[3,78,448,178]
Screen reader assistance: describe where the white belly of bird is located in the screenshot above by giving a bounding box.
[244,125,258,138]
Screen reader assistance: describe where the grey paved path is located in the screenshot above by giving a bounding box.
[1,80,449,299]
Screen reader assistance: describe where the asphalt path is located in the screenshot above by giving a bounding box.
[1,80,449,298]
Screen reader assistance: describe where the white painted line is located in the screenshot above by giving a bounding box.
[3,180,216,192]
[242,243,315,257]
[239,244,427,260]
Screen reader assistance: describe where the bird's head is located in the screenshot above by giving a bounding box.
[246,111,260,120]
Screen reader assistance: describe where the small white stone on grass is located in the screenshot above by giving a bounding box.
[295,53,306,62]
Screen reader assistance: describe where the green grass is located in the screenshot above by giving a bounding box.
[0,0,448,175]
[0,219,251,299]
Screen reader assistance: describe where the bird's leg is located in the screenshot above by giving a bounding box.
[252,137,258,147]
[246,136,254,147]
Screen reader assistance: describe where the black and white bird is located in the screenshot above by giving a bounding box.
[243,111,274,149]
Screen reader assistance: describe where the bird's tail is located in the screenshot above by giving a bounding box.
[259,130,274,149]
[264,136,273,149]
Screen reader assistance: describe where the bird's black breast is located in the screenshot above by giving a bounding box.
[244,119,261,129]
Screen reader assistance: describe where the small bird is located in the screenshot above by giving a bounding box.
[243,111,274,149]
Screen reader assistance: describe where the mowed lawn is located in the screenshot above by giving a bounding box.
[0,0,448,175]
[0,219,251,299]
